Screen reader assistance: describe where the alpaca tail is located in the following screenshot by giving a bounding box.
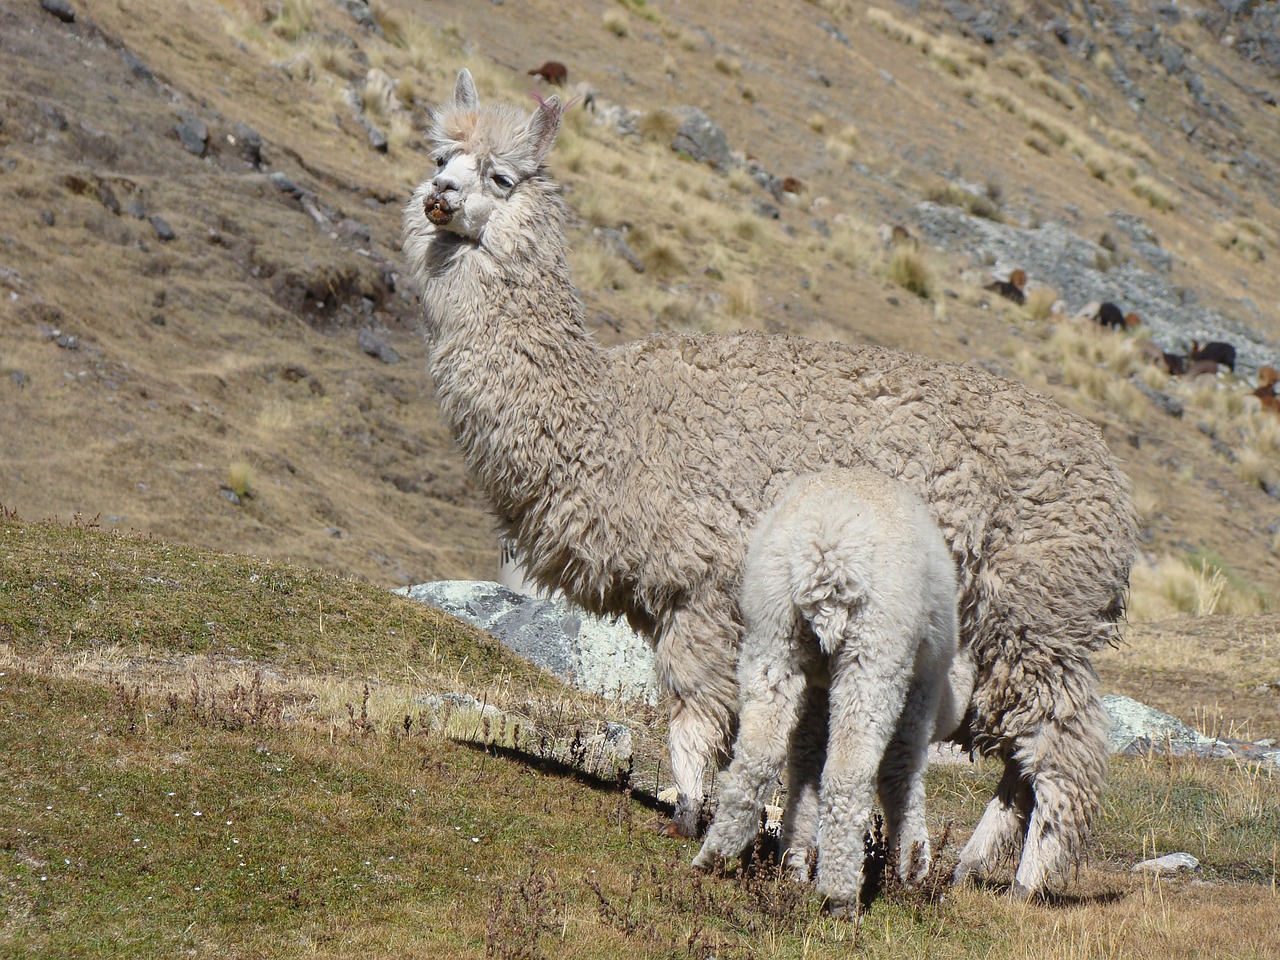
[786,516,873,655]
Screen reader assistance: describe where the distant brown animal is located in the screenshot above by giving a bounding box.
[1124,312,1141,329]
[878,223,918,250]
[1254,366,1280,414]
[780,176,803,195]
[1189,339,1236,372]
[528,61,568,86]
[985,268,1026,305]
[1131,339,1166,367]
[1162,352,1188,376]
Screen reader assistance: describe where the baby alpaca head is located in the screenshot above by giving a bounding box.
[417,69,563,243]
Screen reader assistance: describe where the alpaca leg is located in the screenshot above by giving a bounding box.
[657,605,739,837]
[815,651,902,917]
[779,682,828,881]
[877,678,941,886]
[693,636,807,870]
[952,759,1032,886]
[1011,684,1110,898]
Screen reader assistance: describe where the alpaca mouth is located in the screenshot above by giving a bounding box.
[425,195,455,225]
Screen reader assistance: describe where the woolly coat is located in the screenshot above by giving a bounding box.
[403,83,1137,887]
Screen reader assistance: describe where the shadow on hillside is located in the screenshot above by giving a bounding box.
[456,738,676,817]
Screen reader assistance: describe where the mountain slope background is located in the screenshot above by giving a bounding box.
[2,0,1279,603]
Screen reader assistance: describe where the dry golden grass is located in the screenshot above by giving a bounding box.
[886,246,934,299]
[602,9,630,37]
[1022,286,1058,321]
[1129,553,1273,620]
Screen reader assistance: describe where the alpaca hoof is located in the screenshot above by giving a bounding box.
[820,898,859,921]
[425,197,454,225]
[1008,881,1036,901]
[690,846,721,873]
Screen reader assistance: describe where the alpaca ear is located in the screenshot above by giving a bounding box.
[527,96,562,161]
[453,69,480,111]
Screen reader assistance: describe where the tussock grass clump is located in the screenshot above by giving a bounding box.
[824,125,860,164]
[887,247,934,299]
[866,6,931,51]
[925,181,1003,222]
[1128,551,1274,620]
[1022,286,1058,321]
[602,9,631,37]
[267,0,317,41]
[1212,218,1272,262]
[1132,175,1176,211]
[226,460,254,499]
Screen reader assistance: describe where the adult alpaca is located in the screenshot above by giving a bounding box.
[402,71,1137,898]
[692,468,965,916]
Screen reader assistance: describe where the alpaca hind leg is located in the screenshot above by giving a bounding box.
[815,650,903,917]
[952,760,1032,886]
[779,683,828,881]
[877,678,942,886]
[693,642,808,870]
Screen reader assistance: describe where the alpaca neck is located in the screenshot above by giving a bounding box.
[419,199,605,520]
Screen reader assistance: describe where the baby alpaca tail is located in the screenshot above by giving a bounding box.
[787,517,872,654]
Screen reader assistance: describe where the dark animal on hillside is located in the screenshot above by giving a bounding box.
[1189,340,1236,373]
[985,268,1026,305]
[528,61,568,86]
[1162,353,1188,376]
[1093,302,1126,330]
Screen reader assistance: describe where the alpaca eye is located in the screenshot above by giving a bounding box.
[435,156,446,168]
[492,173,515,190]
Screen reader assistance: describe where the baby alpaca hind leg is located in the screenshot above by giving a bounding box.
[877,673,943,885]
[816,640,912,917]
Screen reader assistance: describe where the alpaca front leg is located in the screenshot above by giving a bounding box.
[952,759,1032,887]
[657,606,739,838]
[1011,691,1109,898]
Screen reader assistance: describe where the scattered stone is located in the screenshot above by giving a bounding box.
[753,198,780,219]
[175,115,208,157]
[125,199,146,219]
[1130,377,1183,417]
[593,227,645,273]
[120,48,153,82]
[220,488,242,506]
[357,327,401,364]
[149,215,176,241]
[399,581,659,704]
[55,334,80,350]
[1103,694,1280,767]
[9,370,29,389]
[269,171,303,198]
[229,123,263,168]
[40,0,75,24]
[818,20,851,46]
[97,183,120,215]
[337,218,372,246]
[41,211,55,227]
[670,107,734,171]
[1132,852,1199,876]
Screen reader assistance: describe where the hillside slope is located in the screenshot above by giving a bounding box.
[1,0,1278,601]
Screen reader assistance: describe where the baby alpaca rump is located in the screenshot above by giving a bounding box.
[403,71,1137,897]
[692,468,962,916]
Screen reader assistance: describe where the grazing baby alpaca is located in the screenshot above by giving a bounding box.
[402,71,1137,898]
[692,468,965,917]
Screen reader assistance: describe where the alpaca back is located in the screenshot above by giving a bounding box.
[742,468,957,681]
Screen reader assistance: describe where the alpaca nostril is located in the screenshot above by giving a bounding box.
[432,176,459,195]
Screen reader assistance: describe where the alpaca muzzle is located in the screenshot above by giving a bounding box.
[425,194,455,225]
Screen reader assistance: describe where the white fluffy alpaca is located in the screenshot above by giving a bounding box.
[692,468,966,916]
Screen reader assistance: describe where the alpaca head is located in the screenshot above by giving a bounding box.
[1009,268,1027,291]
[417,69,563,243]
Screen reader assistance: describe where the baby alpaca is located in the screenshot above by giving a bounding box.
[692,468,963,916]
